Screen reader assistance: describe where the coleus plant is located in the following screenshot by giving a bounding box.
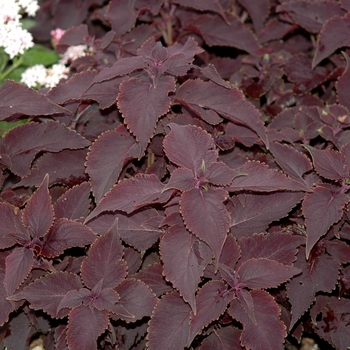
[1,0,350,349]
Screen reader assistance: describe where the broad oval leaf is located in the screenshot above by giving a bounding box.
[180,187,230,268]
[113,278,157,322]
[239,0,270,32]
[0,271,15,326]
[0,80,69,120]
[81,221,126,289]
[4,247,33,296]
[147,291,191,350]
[67,305,109,350]
[336,52,350,111]
[7,272,82,318]
[22,174,54,239]
[228,290,287,350]
[41,219,96,258]
[303,184,348,258]
[304,145,347,181]
[238,258,301,289]
[200,326,242,350]
[117,75,175,151]
[160,224,212,313]
[0,202,24,249]
[86,125,141,202]
[188,281,233,346]
[163,123,218,173]
[175,79,268,148]
[1,121,90,177]
[163,167,196,192]
[86,174,172,221]
[312,13,350,68]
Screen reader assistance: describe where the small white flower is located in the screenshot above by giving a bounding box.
[17,0,39,16]
[60,45,88,64]
[20,64,47,88]
[44,63,69,87]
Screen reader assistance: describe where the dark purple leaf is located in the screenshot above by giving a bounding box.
[302,184,348,258]
[175,79,268,147]
[113,278,157,322]
[0,271,15,326]
[117,208,164,251]
[0,80,69,120]
[117,75,175,151]
[337,52,350,110]
[238,258,301,289]
[304,145,347,181]
[229,192,304,237]
[15,149,88,188]
[173,0,226,21]
[8,272,82,318]
[198,64,231,89]
[1,121,90,177]
[54,182,91,221]
[66,305,109,350]
[238,232,305,267]
[190,13,260,55]
[229,290,287,350]
[163,167,196,192]
[86,174,172,220]
[219,235,241,269]
[160,224,212,313]
[86,125,141,202]
[180,187,230,267]
[147,291,191,350]
[81,221,126,289]
[41,219,96,258]
[4,247,33,295]
[199,326,242,350]
[312,13,350,68]
[288,248,340,329]
[91,287,120,312]
[0,202,24,249]
[238,0,270,33]
[277,0,345,33]
[22,174,54,239]
[228,161,309,192]
[163,123,218,173]
[188,281,233,345]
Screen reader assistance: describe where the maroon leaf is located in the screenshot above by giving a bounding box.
[188,281,233,345]
[238,0,270,33]
[113,278,157,322]
[91,287,120,312]
[228,161,309,192]
[336,52,350,111]
[117,76,175,151]
[1,121,90,177]
[41,219,96,258]
[92,56,146,83]
[269,142,313,182]
[163,167,196,192]
[175,79,268,147]
[160,224,212,313]
[228,290,287,350]
[200,326,242,350]
[86,174,172,220]
[180,187,230,267]
[15,149,88,188]
[54,182,91,221]
[81,221,126,289]
[238,258,301,289]
[302,184,348,258]
[147,291,191,350]
[190,13,260,55]
[238,232,305,267]
[163,123,218,173]
[0,202,24,249]
[117,208,164,251]
[21,174,54,239]
[8,272,82,318]
[66,305,109,350]
[106,0,137,37]
[0,80,69,120]
[86,125,141,202]
[197,64,231,89]
[0,271,15,326]
[277,0,345,33]
[219,235,241,269]
[287,248,340,329]
[312,13,350,68]
[4,247,33,295]
[173,0,226,21]
[229,192,304,237]
[304,145,347,181]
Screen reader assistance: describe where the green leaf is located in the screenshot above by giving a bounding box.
[21,45,60,67]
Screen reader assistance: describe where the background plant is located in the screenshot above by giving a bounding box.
[1,0,350,350]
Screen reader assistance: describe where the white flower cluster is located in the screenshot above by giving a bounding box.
[20,29,89,88]
[0,0,39,58]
